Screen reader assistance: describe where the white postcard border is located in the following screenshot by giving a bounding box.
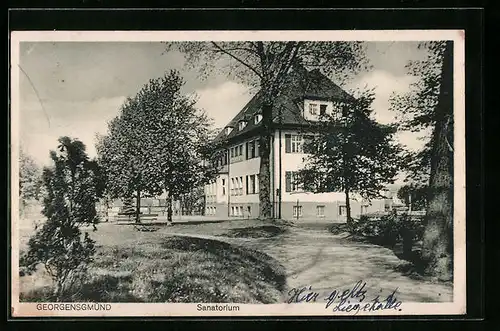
[10,29,466,317]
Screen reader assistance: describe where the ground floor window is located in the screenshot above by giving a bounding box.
[206,206,216,216]
[338,205,347,216]
[293,205,303,218]
[316,205,325,217]
[230,205,245,217]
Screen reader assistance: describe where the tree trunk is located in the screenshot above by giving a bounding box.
[421,41,454,281]
[258,102,273,220]
[135,189,141,224]
[345,186,353,228]
[166,195,173,224]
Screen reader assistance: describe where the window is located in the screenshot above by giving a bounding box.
[246,174,258,194]
[231,206,235,216]
[293,205,303,218]
[222,179,226,196]
[309,103,318,115]
[361,205,368,214]
[239,145,243,156]
[246,140,257,159]
[285,171,301,192]
[285,134,304,153]
[239,176,244,195]
[254,114,262,124]
[317,205,325,217]
[291,135,303,153]
[239,121,247,131]
[339,205,347,216]
[319,104,327,116]
[225,127,233,135]
[231,178,235,196]
[247,206,251,216]
[239,206,244,217]
[384,202,391,212]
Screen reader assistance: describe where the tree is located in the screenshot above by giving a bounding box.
[421,42,454,280]
[296,90,402,226]
[390,41,454,280]
[19,148,42,212]
[96,97,149,224]
[390,41,448,185]
[20,137,99,300]
[397,184,429,211]
[166,41,369,219]
[98,70,217,224]
[179,186,206,215]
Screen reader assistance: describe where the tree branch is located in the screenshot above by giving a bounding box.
[210,42,263,80]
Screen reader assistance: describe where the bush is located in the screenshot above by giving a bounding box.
[20,137,100,301]
[349,211,425,251]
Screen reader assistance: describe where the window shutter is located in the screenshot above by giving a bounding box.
[285,134,291,153]
[285,172,292,192]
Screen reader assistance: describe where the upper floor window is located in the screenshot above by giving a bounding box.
[291,135,303,153]
[246,140,259,159]
[246,174,259,194]
[285,171,302,192]
[285,134,315,154]
[238,121,247,131]
[285,134,303,153]
[225,126,233,135]
[254,114,263,124]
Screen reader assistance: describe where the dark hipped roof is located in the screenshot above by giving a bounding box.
[213,65,354,143]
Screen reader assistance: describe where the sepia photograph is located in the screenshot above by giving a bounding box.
[10,30,465,317]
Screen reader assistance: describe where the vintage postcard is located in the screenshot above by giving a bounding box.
[10,30,466,317]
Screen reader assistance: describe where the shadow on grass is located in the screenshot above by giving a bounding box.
[20,274,144,303]
[156,236,287,303]
[221,225,288,239]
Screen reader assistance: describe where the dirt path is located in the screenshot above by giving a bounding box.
[166,226,452,303]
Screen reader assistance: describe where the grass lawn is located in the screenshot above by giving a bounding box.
[19,217,453,304]
[19,220,287,303]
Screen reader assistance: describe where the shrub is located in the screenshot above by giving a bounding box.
[349,210,425,252]
[20,137,100,301]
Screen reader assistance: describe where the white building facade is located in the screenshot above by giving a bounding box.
[205,67,394,222]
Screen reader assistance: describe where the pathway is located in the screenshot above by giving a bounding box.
[165,225,453,303]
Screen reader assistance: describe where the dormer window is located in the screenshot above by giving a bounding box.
[319,104,327,116]
[304,99,334,121]
[309,103,318,115]
[254,113,263,124]
[238,121,247,131]
[225,126,233,135]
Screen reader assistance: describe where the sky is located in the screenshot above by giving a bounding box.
[17,41,430,171]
